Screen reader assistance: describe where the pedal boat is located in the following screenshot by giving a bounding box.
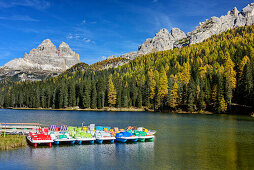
[50,132,76,145]
[133,127,156,142]
[115,131,138,143]
[95,131,115,144]
[27,133,53,147]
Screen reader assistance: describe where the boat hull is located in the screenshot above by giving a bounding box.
[138,135,155,142]
[27,136,53,147]
[76,138,95,144]
[53,138,76,145]
[116,136,138,143]
[96,137,115,144]
[128,138,138,142]
[138,138,145,142]
[95,139,103,144]
[116,138,127,143]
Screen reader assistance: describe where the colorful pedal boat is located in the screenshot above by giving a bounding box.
[69,130,96,144]
[27,133,53,147]
[95,131,115,144]
[133,129,155,142]
[115,131,138,143]
[50,132,76,145]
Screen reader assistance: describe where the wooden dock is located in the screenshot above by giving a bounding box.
[0,123,41,135]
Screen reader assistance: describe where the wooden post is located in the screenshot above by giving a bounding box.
[4,122,6,137]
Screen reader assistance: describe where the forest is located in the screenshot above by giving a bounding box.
[0,25,254,114]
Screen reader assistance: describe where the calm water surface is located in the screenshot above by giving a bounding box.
[0,109,253,170]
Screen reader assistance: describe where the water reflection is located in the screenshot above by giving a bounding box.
[0,110,253,169]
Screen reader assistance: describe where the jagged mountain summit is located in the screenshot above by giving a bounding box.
[108,3,254,60]
[0,39,80,81]
[3,39,80,72]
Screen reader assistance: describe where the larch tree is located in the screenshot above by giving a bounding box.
[108,74,117,107]
[170,81,179,109]
[157,67,168,108]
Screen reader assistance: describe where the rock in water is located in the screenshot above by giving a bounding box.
[3,39,80,72]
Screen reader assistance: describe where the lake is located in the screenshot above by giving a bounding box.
[0,109,253,170]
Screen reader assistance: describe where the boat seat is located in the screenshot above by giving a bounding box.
[114,127,120,133]
[104,128,109,133]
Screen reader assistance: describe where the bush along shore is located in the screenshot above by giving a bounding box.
[0,135,27,151]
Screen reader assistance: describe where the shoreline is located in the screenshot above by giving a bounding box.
[5,107,214,114]
[2,107,253,116]
[10,107,147,112]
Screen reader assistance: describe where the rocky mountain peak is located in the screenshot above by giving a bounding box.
[59,41,70,48]
[155,28,170,37]
[137,27,186,55]
[113,3,254,60]
[3,39,80,72]
[228,7,239,17]
[36,39,57,54]
[38,39,55,48]
[241,3,254,17]
[171,28,186,40]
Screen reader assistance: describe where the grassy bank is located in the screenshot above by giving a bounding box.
[0,135,27,151]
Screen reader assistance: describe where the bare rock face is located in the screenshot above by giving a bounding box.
[58,42,80,68]
[188,3,254,44]
[138,28,187,55]
[131,3,254,57]
[104,3,254,63]
[119,51,139,60]
[3,39,80,72]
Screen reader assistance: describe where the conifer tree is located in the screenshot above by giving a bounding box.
[108,74,117,106]
[170,82,179,109]
[91,82,97,109]
[157,67,168,108]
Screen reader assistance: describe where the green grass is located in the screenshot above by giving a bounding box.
[0,135,27,151]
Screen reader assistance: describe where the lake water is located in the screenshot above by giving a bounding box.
[0,109,253,170]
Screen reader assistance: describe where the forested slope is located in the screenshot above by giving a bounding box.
[0,25,254,114]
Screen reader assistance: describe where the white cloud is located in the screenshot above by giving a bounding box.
[83,38,91,43]
[0,0,51,10]
[67,35,73,39]
[0,15,38,21]
[67,33,92,43]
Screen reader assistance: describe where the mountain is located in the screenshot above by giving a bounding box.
[1,3,254,81]
[109,3,254,59]
[0,39,80,81]
[1,25,254,114]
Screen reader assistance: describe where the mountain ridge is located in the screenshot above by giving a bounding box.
[108,3,254,60]
[1,3,254,81]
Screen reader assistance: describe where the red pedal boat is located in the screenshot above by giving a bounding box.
[27,128,53,147]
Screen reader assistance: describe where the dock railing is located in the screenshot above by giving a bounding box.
[0,123,42,136]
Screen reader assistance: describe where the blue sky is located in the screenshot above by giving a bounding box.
[0,0,252,65]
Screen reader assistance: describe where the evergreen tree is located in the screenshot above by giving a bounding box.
[91,82,97,109]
